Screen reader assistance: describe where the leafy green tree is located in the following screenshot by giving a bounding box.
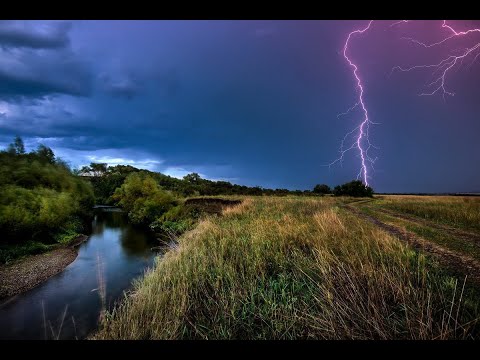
[35,144,56,164]
[108,165,139,175]
[112,173,177,226]
[79,165,92,174]
[0,137,95,252]
[183,172,202,184]
[313,184,331,195]
[89,162,108,177]
[7,136,25,155]
[84,164,141,204]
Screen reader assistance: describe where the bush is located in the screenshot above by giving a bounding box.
[333,180,373,197]
[313,184,331,195]
[151,219,194,235]
[0,241,54,264]
[0,138,95,250]
[112,173,178,226]
[150,204,197,236]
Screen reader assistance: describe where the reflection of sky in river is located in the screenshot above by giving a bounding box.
[0,210,158,339]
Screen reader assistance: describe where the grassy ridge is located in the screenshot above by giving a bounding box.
[94,197,479,339]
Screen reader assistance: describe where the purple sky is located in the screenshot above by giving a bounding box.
[0,20,479,192]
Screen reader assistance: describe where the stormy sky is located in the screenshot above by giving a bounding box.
[0,20,479,193]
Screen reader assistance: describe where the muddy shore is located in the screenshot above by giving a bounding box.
[0,235,88,300]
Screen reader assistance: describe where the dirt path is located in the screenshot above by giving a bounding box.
[344,204,480,286]
[0,235,88,300]
[366,206,480,247]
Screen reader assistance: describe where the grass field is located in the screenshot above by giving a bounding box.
[93,195,480,340]
[354,196,480,261]
[370,195,480,232]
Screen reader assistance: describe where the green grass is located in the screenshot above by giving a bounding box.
[0,220,83,264]
[53,218,84,245]
[357,204,480,262]
[0,241,56,264]
[94,196,480,339]
[372,195,480,233]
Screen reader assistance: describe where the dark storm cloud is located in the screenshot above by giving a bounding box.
[0,106,90,141]
[0,21,92,100]
[99,73,140,100]
[0,21,71,49]
[1,116,90,139]
[0,61,91,100]
[103,80,139,100]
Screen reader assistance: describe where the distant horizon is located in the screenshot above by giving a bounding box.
[2,138,480,195]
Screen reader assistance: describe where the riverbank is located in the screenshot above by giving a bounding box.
[0,235,88,300]
[94,196,480,339]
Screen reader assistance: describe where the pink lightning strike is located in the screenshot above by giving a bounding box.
[330,20,480,187]
[330,20,374,187]
[392,20,480,98]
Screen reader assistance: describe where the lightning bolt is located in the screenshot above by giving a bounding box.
[391,20,480,99]
[330,20,480,187]
[329,20,374,187]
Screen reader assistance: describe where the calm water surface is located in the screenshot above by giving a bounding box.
[0,209,159,339]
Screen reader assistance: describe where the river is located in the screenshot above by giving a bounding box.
[0,208,159,340]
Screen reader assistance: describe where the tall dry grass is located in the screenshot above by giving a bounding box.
[93,196,479,339]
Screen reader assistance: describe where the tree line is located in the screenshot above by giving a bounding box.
[313,181,373,197]
[79,163,374,204]
[0,136,94,263]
